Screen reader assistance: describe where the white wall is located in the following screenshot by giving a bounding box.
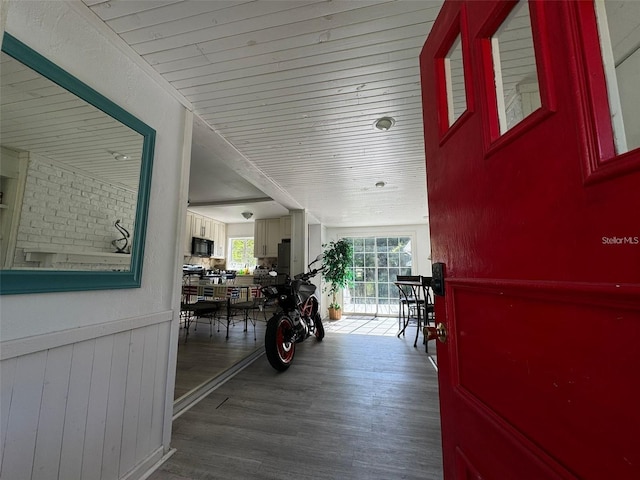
[308,223,325,312]
[0,2,189,479]
[226,222,254,238]
[1,1,187,340]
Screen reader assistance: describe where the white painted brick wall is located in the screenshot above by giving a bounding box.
[13,156,137,269]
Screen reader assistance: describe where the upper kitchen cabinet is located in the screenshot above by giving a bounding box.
[183,211,194,256]
[192,214,212,239]
[212,221,225,258]
[185,210,226,258]
[280,215,291,240]
[254,218,281,258]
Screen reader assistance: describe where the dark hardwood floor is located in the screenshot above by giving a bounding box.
[174,311,269,400]
[157,330,443,479]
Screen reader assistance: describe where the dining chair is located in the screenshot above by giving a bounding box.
[228,286,263,341]
[180,283,199,332]
[180,281,220,340]
[216,286,241,339]
[419,276,436,351]
[395,275,424,335]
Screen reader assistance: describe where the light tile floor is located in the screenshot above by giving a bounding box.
[324,315,438,371]
[323,315,400,336]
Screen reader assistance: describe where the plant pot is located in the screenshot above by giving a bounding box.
[328,307,342,320]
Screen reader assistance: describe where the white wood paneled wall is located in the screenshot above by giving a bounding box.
[0,320,171,480]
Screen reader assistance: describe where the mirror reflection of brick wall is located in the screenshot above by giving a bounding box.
[12,155,137,270]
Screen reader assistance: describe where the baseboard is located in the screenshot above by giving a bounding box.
[121,446,174,480]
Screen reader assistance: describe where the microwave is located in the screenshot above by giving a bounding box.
[191,237,214,257]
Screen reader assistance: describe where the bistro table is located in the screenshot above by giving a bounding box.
[199,284,256,339]
[180,298,225,340]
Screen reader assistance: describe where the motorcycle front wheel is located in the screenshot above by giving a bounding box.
[314,312,325,341]
[265,315,296,371]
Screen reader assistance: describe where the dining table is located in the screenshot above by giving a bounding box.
[181,283,258,340]
[199,284,257,338]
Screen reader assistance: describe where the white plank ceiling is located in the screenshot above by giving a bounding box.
[0,52,144,191]
[82,0,444,226]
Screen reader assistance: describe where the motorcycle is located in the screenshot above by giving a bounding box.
[261,255,325,371]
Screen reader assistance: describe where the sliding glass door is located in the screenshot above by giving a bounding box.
[342,236,412,316]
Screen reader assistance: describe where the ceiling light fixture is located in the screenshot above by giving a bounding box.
[112,152,130,161]
[374,116,395,131]
[241,211,253,220]
[375,181,386,188]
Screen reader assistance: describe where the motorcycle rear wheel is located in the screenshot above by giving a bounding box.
[265,315,295,371]
[314,312,325,341]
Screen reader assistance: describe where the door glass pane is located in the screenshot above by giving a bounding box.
[491,0,541,134]
[365,237,376,251]
[364,252,376,267]
[595,0,640,154]
[445,34,468,126]
[342,236,413,315]
[378,269,389,283]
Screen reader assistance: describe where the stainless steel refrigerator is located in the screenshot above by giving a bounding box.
[277,241,291,276]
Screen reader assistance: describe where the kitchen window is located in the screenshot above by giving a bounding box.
[227,237,256,271]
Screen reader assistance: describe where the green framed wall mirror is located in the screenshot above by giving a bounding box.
[0,33,155,294]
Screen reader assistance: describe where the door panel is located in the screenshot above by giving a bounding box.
[452,281,638,479]
[420,1,640,479]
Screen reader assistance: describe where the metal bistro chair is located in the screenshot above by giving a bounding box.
[228,286,263,341]
[180,280,221,340]
[419,276,436,351]
[179,282,199,335]
[218,286,241,339]
[396,275,424,336]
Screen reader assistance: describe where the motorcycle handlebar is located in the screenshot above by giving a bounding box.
[293,265,325,281]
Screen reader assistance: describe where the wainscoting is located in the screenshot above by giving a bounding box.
[0,313,173,480]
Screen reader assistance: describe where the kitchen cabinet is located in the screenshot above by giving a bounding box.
[254,218,281,257]
[280,215,291,240]
[185,210,226,258]
[211,221,226,258]
[254,220,265,257]
[184,212,194,256]
[192,215,213,239]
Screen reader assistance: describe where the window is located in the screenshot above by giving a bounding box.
[435,12,472,138]
[491,0,541,134]
[595,0,640,154]
[445,34,468,127]
[227,237,256,271]
[342,236,413,316]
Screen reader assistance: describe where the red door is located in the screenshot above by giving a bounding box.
[420,1,640,478]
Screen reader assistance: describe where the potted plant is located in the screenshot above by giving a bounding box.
[321,239,353,320]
